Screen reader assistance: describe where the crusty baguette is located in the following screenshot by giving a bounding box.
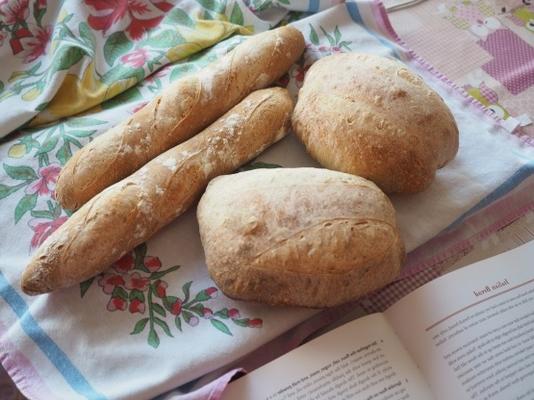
[292,53,458,193]
[55,25,305,210]
[197,167,405,308]
[22,88,293,295]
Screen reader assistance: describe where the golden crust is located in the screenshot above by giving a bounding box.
[55,25,305,210]
[197,168,405,308]
[22,88,294,295]
[292,53,459,193]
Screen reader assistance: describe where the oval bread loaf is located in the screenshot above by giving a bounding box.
[21,88,294,295]
[197,167,405,308]
[55,25,305,211]
[292,53,459,193]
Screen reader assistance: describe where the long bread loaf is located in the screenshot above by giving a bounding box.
[22,88,294,295]
[55,26,304,210]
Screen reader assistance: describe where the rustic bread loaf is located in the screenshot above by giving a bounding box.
[22,88,293,295]
[197,167,405,307]
[291,53,459,193]
[55,25,305,210]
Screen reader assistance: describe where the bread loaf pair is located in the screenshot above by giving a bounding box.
[55,26,305,210]
[22,88,294,295]
[197,168,405,307]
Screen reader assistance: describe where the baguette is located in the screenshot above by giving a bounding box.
[22,88,294,295]
[55,26,305,210]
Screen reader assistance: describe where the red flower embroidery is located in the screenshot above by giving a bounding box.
[170,298,182,315]
[143,255,161,272]
[98,273,126,294]
[129,298,145,314]
[85,0,173,39]
[228,308,240,319]
[23,25,51,63]
[125,272,150,291]
[1,0,29,25]
[187,315,199,326]
[113,253,135,273]
[0,31,6,47]
[202,307,213,319]
[205,287,218,299]
[120,48,149,68]
[25,163,61,196]
[29,216,68,249]
[248,318,263,328]
[107,296,127,311]
[154,279,167,298]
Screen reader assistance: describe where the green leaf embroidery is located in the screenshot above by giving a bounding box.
[182,281,193,302]
[175,316,182,332]
[36,136,59,154]
[194,289,211,302]
[320,27,335,46]
[112,286,129,300]
[64,135,83,149]
[197,0,226,14]
[131,318,149,334]
[277,0,290,4]
[165,8,195,27]
[103,32,133,66]
[129,289,145,302]
[56,142,72,165]
[211,319,232,336]
[215,308,229,319]
[233,318,250,327]
[14,194,37,223]
[150,265,180,280]
[0,183,25,199]
[65,117,107,127]
[163,295,178,311]
[50,47,85,74]
[309,24,319,46]
[147,328,160,348]
[78,22,96,51]
[66,130,97,138]
[152,302,166,317]
[154,317,173,337]
[101,87,142,110]
[182,309,193,323]
[144,30,184,48]
[31,209,53,219]
[338,40,352,50]
[80,277,95,298]
[0,80,4,93]
[334,26,341,44]
[33,3,46,26]
[230,3,244,25]
[189,303,204,316]
[101,64,144,85]
[3,164,38,181]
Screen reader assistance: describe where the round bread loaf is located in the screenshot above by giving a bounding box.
[197,167,405,307]
[292,53,459,193]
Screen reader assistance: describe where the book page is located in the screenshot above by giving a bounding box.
[385,241,534,400]
[222,313,434,400]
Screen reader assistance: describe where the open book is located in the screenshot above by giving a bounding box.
[222,241,534,400]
